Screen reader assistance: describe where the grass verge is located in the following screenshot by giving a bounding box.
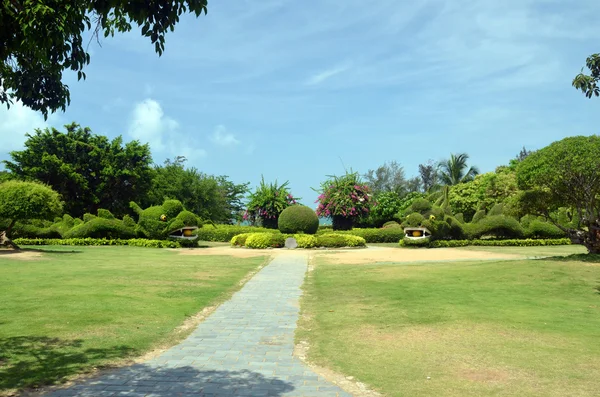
[0,245,266,395]
[298,250,600,397]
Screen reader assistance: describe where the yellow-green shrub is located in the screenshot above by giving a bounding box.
[245,233,285,249]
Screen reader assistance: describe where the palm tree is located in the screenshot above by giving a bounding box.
[438,153,479,185]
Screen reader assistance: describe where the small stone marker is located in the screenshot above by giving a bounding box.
[285,237,298,249]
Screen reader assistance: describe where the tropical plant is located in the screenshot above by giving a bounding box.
[244,177,298,229]
[315,172,374,230]
[438,153,479,186]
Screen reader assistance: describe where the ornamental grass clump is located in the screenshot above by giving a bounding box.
[243,177,299,229]
[315,172,375,231]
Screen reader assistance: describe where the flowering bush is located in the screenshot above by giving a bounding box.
[243,177,299,229]
[315,172,375,230]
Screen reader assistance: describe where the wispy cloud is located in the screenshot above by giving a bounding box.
[305,63,352,85]
[211,125,240,146]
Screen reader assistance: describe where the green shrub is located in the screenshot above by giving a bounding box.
[320,227,404,243]
[64,218,135,239]
[13,238,181,248]
[399,237,431,248]
[162,200,185,218]
[83,213,96,223]
[471,215,524,239]
[316,233,366,248]
[382,221,400,228]
[430,238,571,248]
[526,220,566,239]
[454,213,464,223]
[245,233,285,249]
[197,225,277,242]
[488,203,505,216]
[403,213,425,227]
[11,222,62,239]
[278,205,319,234]
[73,218,83,226]
[471,210,486,223]
[294,234,318,248]
[520,214,538,228]
[122,215,136,228]
[97,209,115,219]
[230,233,253,247]
[410,198,432,213]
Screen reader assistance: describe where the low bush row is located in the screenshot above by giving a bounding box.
[230,232,366,249]
[399,238,572,248]
[13,238,181,248]
[196,225,276,242]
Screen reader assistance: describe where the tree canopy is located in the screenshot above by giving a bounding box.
[3,123,154,217]
[573,54,600,99]
[364,161,407,195]
[1,1,208,119]
[516,135,600,253]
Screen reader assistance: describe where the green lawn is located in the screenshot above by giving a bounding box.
[299,250,600,397]
[0,246,266,395]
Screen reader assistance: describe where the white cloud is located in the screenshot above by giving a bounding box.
[211,125,240,146]
[0,100,48,153]
[128,98,207,160]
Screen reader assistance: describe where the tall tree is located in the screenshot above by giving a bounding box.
[3,123,153,217]
[438,153,479,186]
[418,160,438,192]
[516,135,600,253]
[147,157,249,224]
[364,161,407,195]
[573,54,600,98]
[1,1,208,119]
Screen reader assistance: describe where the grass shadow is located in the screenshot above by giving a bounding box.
[0,336,136,393]
[0,248,83,256]
[542,253,600,263]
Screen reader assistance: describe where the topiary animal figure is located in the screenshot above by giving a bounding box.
[278,205,319,234]
[130,199,204,241]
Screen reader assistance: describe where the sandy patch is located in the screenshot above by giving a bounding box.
[0,249,42,260]
[176,246,274,258]
[316,247,524,265]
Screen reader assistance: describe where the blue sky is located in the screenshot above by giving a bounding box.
[1,0,599,208]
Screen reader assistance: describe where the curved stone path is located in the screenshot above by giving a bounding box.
[44,253,351,397]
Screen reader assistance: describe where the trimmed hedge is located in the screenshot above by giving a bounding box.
[13,238,182,248]
[278,205,319,234]
[399,238,571,248]
[320,227,404,243]
[63,217,136,239]
[316,233,366,248]
[401,237,430,247]
[230,233,253,247]
[525,220,566,239]
[295,234,318,248]
[196,225,277,242]
[245,233,286,249]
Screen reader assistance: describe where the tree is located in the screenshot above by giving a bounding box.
[418,160,438,192]
[0,170,14,183]
[1,1,208,119]
[0,180,63,248]
[147,157,249,224]
[516,135,600,253]
[438,153,479,186]
[364,161,407,195]
[3,123,154,217]
[573,54,600,98]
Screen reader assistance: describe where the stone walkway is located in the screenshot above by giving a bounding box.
[44,253,352,397]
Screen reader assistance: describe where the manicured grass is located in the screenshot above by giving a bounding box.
[457,244,586,257]
[298,253,600,397]
[0,246,266,395]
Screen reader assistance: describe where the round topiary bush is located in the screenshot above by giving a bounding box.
[278,205,319,234]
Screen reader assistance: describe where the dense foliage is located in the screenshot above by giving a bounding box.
[4,124,154,217]
[0,181,63,244]
[244,177,298,229]
[230,232,366,249]
[573,53,600,98]
[13,238,181,248]
[1,0,208,118]
[516,135,600,253]
[277,205,319,234]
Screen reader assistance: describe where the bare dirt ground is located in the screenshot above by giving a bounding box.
[177,245,525,264]
[0,249,42,260]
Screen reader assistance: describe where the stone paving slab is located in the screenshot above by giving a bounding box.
[43,253,351,397]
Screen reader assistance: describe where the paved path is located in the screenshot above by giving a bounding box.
[45,253,351,397]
